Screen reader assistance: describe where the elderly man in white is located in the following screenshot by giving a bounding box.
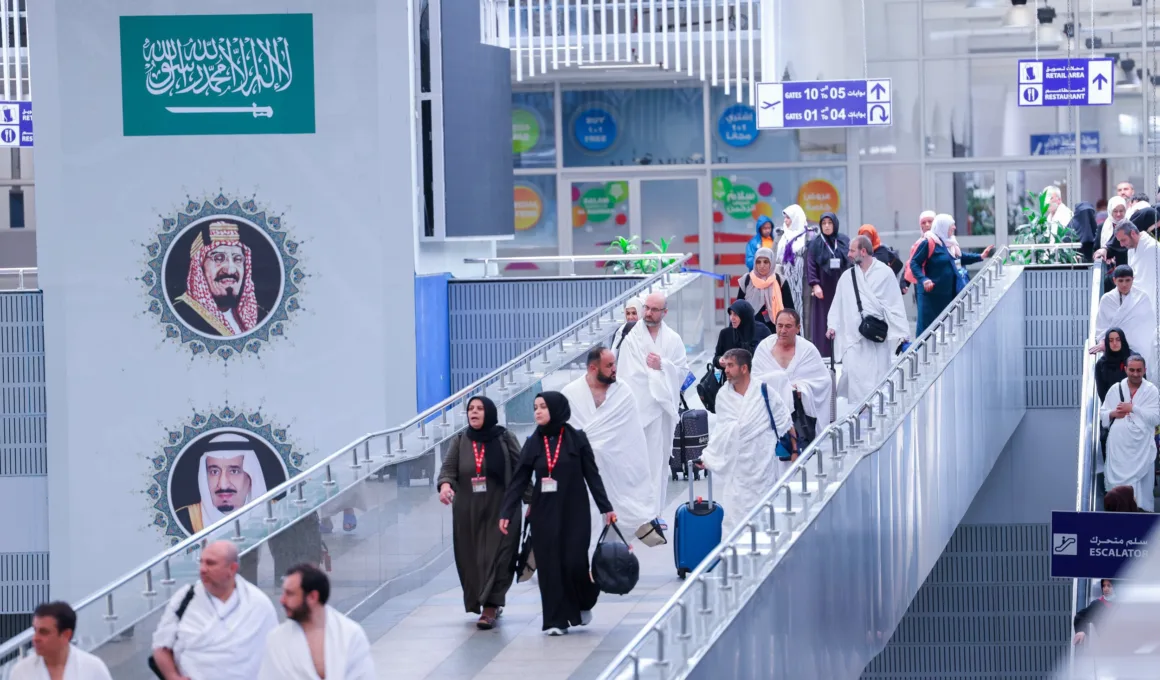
[1100,354,1160,512]
[616,291,689,525]
[1116,219,1160,302]
[752,309,833,435]
[152,540,278,680]
[698,348,796,536]
[1044,185,1073,233]
[562,345,658,544]
[826,235,909,411]
[259,564,375,680]
[10,602,113,680]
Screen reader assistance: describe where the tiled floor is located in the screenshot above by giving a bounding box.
[361,476,705,680]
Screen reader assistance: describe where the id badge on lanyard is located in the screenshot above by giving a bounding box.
[824,239,841,270]
[470,442,487,493]
[540,430,564,493]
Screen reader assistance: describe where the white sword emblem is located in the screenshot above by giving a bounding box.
[164,103,274,118]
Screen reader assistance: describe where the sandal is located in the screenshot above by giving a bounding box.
[343,510,358,532]
[477,607,498,630]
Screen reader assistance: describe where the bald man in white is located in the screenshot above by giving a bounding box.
[616,291,689,521]
[259,564,375,680]
[152,540,278,680]
[176,433,269,534]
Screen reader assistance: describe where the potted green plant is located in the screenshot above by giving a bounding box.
[604,235,678,274]
[1009,188,1080,265]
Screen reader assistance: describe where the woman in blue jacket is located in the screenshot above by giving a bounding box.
[745,215,777,271]
[909,213,993,335]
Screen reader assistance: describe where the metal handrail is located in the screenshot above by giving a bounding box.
[1068,261,1107,671]
[0,254,700,661]
[465,253,688,278]
[596,243,1058,679]
[0,266,37,291]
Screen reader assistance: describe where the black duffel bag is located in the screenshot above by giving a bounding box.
[853,267,889,343]
[592,522,639,595]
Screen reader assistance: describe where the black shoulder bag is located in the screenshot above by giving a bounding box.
[148,584,197,678]
[852,268,889,343]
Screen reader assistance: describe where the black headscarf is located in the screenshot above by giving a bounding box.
[464,396,507,482]
[1069,202,1097,244]
[1095,327,1132,401]
[808,211,851,270]
[728,299,767,351]
[1104,327,1132,364]
[534,391,572,437]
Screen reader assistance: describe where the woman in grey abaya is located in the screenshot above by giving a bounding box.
[437,396,525,629]
[499,392,616,636]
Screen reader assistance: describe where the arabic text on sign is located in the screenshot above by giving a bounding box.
[142,36,295,98]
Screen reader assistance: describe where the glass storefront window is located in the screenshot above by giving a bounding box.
[864,0,918,61]
[925,57,1073,158]
[860,163,922,240]
[561,87,705,167]
[570,179,632,273]
[498,174,559,275]
[512,91,556,169]
[859,61,920,160]
[1080,158,1148,207]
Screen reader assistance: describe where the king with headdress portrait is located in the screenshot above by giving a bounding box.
[173,220,263,336]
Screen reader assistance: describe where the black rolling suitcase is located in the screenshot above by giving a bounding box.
[671,395,708,481]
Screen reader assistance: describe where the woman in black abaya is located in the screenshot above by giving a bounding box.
[499,391,616,636]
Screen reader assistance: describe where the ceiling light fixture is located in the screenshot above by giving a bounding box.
[1003,0,1033,28]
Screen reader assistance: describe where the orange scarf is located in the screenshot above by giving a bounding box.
[745,271,784,321]
[858,224,882,250]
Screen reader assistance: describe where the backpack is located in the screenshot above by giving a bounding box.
[903,235,937,285]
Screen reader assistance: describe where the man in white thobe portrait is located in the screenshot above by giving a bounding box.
[562,345,658,544]
[752,309,833,442]
[151,540,278,680]
[826,235,909,411]
[1100,355,1160,512]
[617,291,689,525]
[1117,216,1160,302]
[698,348,796,536]
[1090,264,1160,379]
[10,602,113,680]
[259,564,375,680]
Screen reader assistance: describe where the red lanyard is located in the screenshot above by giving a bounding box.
[471,441,486,476]
[542,429,564,478]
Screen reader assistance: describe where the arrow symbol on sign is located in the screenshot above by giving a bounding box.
[1093,73,1109,90]
[869,105,888,122]
[870,83,887,100]
[761,100,781,110]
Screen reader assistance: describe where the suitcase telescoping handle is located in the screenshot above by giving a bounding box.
[686,459,712,504]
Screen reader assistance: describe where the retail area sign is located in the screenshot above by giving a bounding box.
[1051,510,1158,579]
[1017,58,1114,107]
[119,13,316,137]
[755,79,892,130]
[0,101,32,147]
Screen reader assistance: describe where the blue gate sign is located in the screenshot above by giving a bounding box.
[1030,131,1100,156]
[0,101,31,147]
[1018,59,1114,107]
[1051,510,1159,579]
[755,79,892,129]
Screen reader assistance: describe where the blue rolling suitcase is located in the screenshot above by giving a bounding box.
[673,461,723,579]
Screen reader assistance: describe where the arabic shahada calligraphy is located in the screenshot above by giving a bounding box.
[142,37,294,97]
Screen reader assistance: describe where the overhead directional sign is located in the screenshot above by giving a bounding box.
[0,101,32,147]
[1018,58,1114,107]
[1051,510,1159,579]
[1030,131,1100,155]
[756,79,892,130]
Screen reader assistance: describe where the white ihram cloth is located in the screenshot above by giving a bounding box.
[827,260,909,409]
[9,647,112,680]
[1127,231,1160,305]
[561,377,656,541]
[1100,378,1160,512]
[152,576,278,680]
[258,606,375,680]
[1095,287,1159,380]
[751,335,833,427]
[617,320,689,518]
[699,379,792,536]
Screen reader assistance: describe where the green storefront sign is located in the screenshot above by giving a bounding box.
[120,14,316,137]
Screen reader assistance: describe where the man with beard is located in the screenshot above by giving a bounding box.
[259,564,375,680]
[176,433,269,535]
[173,221,262,336]
[616,291,689,527]
[561,346,659,546]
